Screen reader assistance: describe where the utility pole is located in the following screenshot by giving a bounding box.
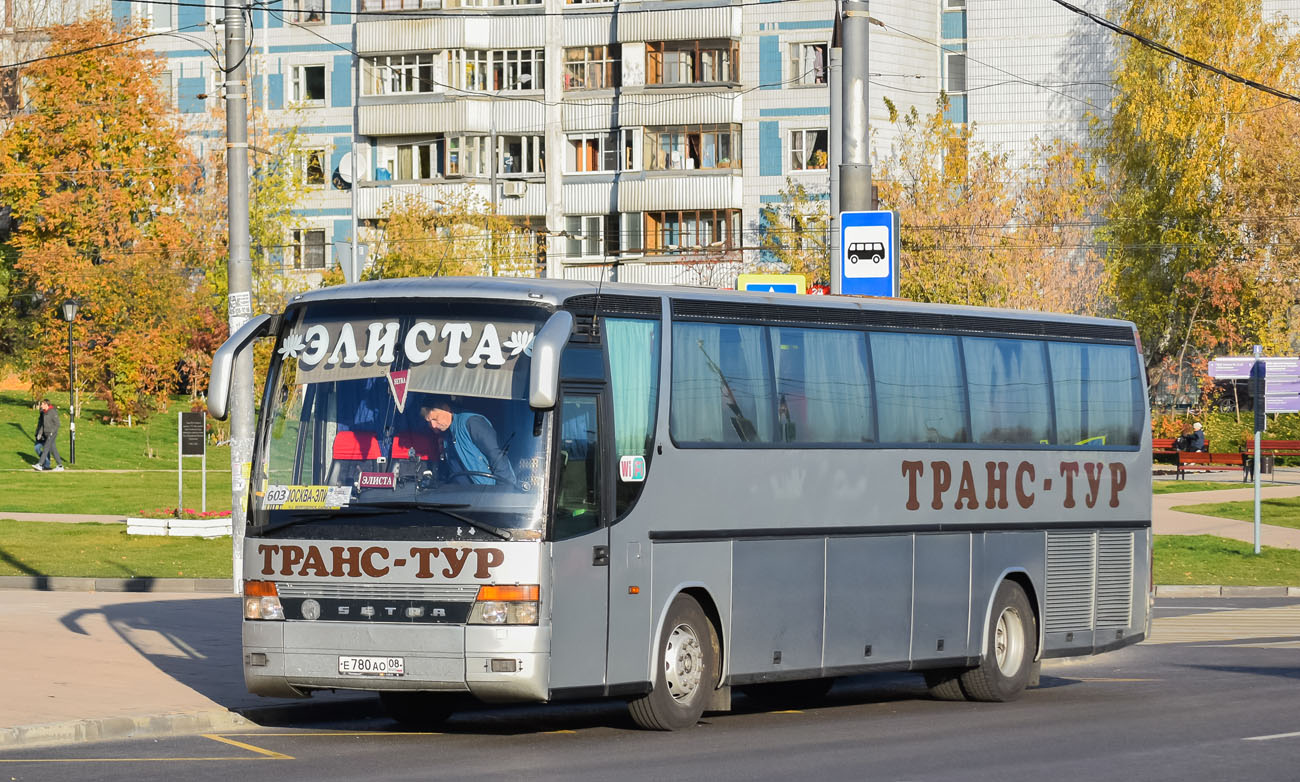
[828,12,843,295]
[225,8,254,593]
[834,0,872,295]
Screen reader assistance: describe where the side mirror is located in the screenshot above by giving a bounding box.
[529,311,574,410]
[208,314,275,420]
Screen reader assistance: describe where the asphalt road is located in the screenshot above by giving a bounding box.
[3,598,1298,782]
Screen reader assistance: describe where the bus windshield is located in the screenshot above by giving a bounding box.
[249,299,552,541]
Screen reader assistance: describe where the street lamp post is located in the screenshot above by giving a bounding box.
[60,298,79,465]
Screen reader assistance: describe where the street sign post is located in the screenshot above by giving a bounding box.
[179,412,207,514]
[839,210,898,297]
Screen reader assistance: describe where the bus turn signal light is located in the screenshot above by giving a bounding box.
[475,585,538,602]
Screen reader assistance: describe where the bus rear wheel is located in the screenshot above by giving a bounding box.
[959,580,1037,702]
[379,692,458,728]
[629,593,719,731]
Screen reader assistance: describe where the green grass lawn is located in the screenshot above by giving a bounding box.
[1154,535,1300,586]
[1169,496,1300,532]
[1151,480,1271,495]
[0,390,233,515]
[0,520,232,578]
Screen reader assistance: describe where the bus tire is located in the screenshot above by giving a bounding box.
[959,580,1036,702]
[923,669,967,701]
[629,593,718,731]
[379,692,457,728]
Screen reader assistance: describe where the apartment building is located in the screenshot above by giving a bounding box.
[91,0,1300,285]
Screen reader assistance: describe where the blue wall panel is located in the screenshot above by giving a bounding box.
[177,1,204,29]
[332,219,351,268]
[759,121,782,176]
[111,0,131,24]
[268,72,285,110]
[331,136,352,181]
[331,0,352,24]
[759,36,781,89]
[331,55,352,107]
[941,11,967,40]
[177,77,207,114]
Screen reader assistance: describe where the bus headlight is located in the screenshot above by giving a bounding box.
[468,585,539,625]
[243,580,284,621]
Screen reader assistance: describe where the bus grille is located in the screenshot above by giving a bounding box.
[276,583,478,602]
[1095,532,1134,629]
[1045,531,1134,633]
[1046,532,1095,633]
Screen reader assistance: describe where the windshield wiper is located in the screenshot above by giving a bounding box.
[362,501,514,541]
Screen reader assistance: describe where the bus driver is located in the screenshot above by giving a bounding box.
[420,400,517,486]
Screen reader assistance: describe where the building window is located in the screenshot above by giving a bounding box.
[566,215,619,260]
[945,52,967,94]
[139,0,174,29]
[291,0,325,23]
[155,70,174,109]
[643,125,741,171]
[646,40,738,85]
[448,49,544,92]
[383,141,441,180]
[291,65,327,104]
[445,0,540,6]
[497,134,545,175]
[299,148,327,187]
[361,0,438,9]
[790,129,828,170]
[362,54,436,96]
[566,132,619,173]
[643,209,740,254]
[564,45,619,91]
[292,229,327,270]
[789,42,827,85]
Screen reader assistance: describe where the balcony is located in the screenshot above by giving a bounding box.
[356,180,545,219]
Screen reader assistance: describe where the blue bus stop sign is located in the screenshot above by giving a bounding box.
[840,210,898,297]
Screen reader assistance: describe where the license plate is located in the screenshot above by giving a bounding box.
[338,655,405,676]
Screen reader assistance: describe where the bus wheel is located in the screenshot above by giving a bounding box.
[629,593,718,731]
[923,669,967,701]
[379,692,457,728]
[960,580,1036,702]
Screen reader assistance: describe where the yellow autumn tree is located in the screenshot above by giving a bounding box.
[365,188,538,280]
[875,97,1106,314]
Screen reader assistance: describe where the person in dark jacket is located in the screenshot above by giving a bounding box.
[1187,421,1206,452]
[420,401,515,486]
[33,399,64,471]
[33,404,44,460]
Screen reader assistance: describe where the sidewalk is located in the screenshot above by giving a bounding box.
[0,591,378,749]
[1153,478,1300,550]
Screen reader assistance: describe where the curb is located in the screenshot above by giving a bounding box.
[0,697,382,751]
[0,576,233,593]
[1153,584,1300,597]
[0,710,254,750]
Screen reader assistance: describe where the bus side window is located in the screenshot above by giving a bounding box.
[554,394,601,540]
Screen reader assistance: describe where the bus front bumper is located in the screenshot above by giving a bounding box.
[243,620,550,703]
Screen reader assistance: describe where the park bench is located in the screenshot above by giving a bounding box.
[1240,439,1300,479]
[1152,438,1178,463]
[1175,451,1246,481]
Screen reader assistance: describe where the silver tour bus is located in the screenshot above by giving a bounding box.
[209,276,1151,730]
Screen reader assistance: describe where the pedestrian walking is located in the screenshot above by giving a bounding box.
[33,399,65,472]
[33,404,44,460]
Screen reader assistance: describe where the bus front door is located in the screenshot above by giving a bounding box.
[547,388,611,695]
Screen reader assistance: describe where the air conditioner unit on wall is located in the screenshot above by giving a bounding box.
[501,180,527,198]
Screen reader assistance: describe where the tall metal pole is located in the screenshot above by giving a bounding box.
[349,10,361,283]
[839,1,872,218]
[66,319,75,464]
[1253,344,1264,554]
[225,9,254,593]
[829,40,842,294]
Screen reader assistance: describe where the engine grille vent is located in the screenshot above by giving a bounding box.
[1096,531,1135,628]
[1045,532,1096,633]
[276,583,478,602]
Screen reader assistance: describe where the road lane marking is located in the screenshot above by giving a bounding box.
[1244,730,1300,742]
[1074,677,1160,682]
[202,734,294,760]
